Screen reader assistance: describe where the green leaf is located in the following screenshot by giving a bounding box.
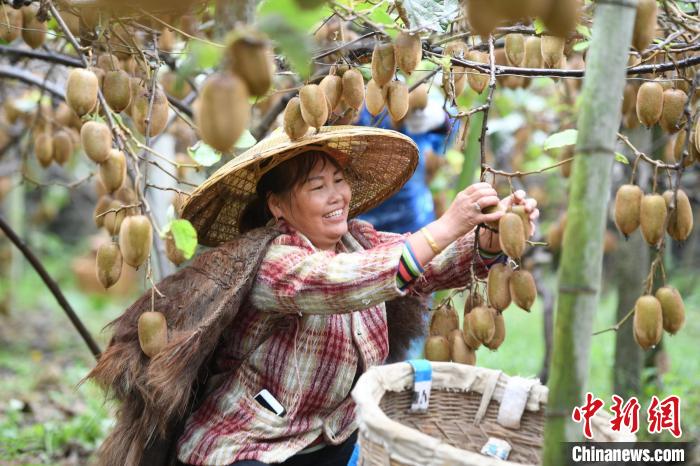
[544,129,578,151]
[533,18,546,35]
[398,0,459,33]
[259,0,331,30]
[615,152,630,164]
[170,219,198,259]
[235,129,257,149]
[187,141,222,167]
[576,24,591,38]
[259,14,313,80]
[572,40,590,52]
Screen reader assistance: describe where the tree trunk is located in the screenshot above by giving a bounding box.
[542,2,638,464]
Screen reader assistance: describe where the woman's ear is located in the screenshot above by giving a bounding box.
[267,193,283,220]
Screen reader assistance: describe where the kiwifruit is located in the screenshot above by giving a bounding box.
[639,193,667,246]
[115,185,139,216]
[158,28,175,53]
[0,4,22,42]
[160,71,192,100]
[464,292,484,313]
[510,205,531,240]
[91,67,105,91]
[672,132,692,166]
[523,36,543,69]
[103,70,132,113]
[483,309,505,350]
[505,34,525,67]
[541,35,565,69]
[99,149,126,192]
[395,31,422,75]
[467,305,496,344]
[66,69,99,116]
[622,83,637,115]
[429,304,459,337]
[20,4,46,49]
[633,295,663,350]
[424,335,450,361]
[662,189,693,242]
[467,51,489,94]
[319,74,343,113]
[541,0,580,38]
[499,212,526,259]
[283,97,308,141]
[341,69,365,112]
[228,33,274,97]
[194,73,250,152]
[165,232,186,266]
[299,84,329,130]
[443,41,468,60]
[97,53,121,72]
[448,329,476,365]
[138,311,168,358]
[103,198,127,235]
[614,184,643,237]
[131,87,169,137]
[509,269,537,311]
[408,83,428,111]
[443,68,467,99]
[465,0,499,38]
[487,263,512,311]
[372,43,396,87]
[385,81,409,121]
[655,286,685,335]
[55,103,79,128]
[636,81,664,127]
[93,194,112,228]
[52,130,73,166]
[34,133,53,168]
[119,215,152,268]
[462,314,482,350]
[96,242,123,289]
[483,203,506,229]
[365,79,385,116]
[660,89,687,134]
[81,121,112,163]
[632,0,657,52]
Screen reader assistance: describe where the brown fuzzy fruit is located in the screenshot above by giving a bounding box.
[430,305,459,337]
[424,335,450,362]
[96,242,123,289]
[66,69,99,116]
[660,89,688,134]
[448,329,476,365]
[34,133,53,168]
[395,31,422,75]
[541,0,580,38]
[499,212,526,259]
[505,34,525,67]
[541,36,565,69]
[385,81,409,122]
[103,70,132,113]
[636,81,664,127]
[160,71,192,100]
[195,73,250,152]
[299,84,329,130]
[466,0,499,37]
[622,83,637,115]
[365,79,385,116]
[632,0,658,52]
[81,121,112,163]
[283,97,309,141]
[341,69,365,111]
[119,215,152,268]
[103,199,127,235]
[524,36,543,69]
[0,5,22,42]
[371,43,396,87]
[165,232,187,266]
[115,185,139,216]
[483,309,505,350]
[462,314,482,350]
[408,84,428,111]
[467,51,489,94]
[52,130,73,166]
[467,306,496,344]
[487,263,512,311]
[663,189,693,242]
[640,194,667,246]
[655,286,685,335]
[132,87,169,138]
[97,53,121,72]
[509,269,537,311]
[228,34,274,97]
[672,132,692,166]
[614,184,643,237]
[99,149,126,192]
[138,311,168,358]
[510,205,531,240]
[633,295,663,350]
[319,74,343,113]
[93,195,113,228]
[21,4,46,49]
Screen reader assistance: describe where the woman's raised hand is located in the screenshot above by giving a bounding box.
[438,182,506,239]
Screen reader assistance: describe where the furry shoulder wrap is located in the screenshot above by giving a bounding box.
[86,224,427,466]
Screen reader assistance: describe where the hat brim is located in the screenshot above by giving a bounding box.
[181,125,419,246]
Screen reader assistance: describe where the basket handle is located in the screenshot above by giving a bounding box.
[473,370,502,425]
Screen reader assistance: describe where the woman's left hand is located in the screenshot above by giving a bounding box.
[500,190,540,238]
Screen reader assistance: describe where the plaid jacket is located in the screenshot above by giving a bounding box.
[176,219,489,465]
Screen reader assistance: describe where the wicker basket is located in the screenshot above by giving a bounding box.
[351,362,636,466]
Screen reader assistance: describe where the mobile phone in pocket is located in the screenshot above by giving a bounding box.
[253,389,286,417]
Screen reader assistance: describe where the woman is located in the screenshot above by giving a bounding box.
[87,127,538,466]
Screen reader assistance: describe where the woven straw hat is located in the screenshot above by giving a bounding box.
[181,125,419,246]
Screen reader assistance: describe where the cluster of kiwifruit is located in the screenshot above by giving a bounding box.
[624,80,689,132]
[21,102,81,169]
[614,184,693,245]
[0,3,47,49]
[632,287,685,350]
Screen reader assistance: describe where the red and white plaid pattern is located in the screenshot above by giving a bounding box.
[177,219,486,465]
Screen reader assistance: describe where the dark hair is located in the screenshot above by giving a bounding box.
[239,150,344,233]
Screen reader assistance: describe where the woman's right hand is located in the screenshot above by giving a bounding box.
[436,182,505,240]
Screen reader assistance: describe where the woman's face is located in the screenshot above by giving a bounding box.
[268,158,352,251]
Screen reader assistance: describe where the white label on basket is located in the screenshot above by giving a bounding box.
[480,437,511,461]
[408,359,432,412]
